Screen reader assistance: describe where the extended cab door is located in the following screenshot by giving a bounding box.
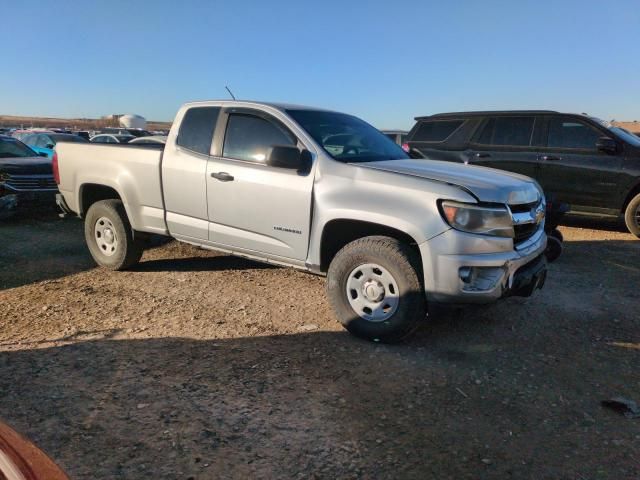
[161,106,221,240]
[466,115,541,179]
[536,115,624,213]
[205,108,315,261]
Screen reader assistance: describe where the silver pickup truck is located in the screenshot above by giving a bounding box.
[55,100,547,342]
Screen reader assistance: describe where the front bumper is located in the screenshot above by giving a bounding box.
[419,227,547,303]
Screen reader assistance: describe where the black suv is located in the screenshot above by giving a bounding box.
[406,110,640,237]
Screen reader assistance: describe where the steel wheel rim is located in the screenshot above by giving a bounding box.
[94,216,118,257]
[346,263,400,322]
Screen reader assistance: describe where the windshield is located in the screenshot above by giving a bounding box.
[286,109,409,163]
[588,116,640,147]
[0,137,37,158]
[609,127,640,147]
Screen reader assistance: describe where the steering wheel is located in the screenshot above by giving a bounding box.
[342,145,360,155]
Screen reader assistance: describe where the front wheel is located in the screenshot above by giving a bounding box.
[624,193,640,238]
[84,199,144,270]
[326,236,426,343]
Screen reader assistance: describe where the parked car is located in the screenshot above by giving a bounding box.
[0,135,57,217]
[381,130,409,148]
[90,134,135,144]
[405,110,640,237]
[21,132,88,158]
[99,127,151,138]
[128,135,168,145]
[55,100,547,343]
[0,420,69,479]
[74,130,91,140]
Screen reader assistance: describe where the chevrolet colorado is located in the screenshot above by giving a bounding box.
[55,101,547,342]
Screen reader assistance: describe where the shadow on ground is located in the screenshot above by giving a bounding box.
[1,328,639,480]
[0,214,94,290]
[131,255,274,273]
[561,215,629,233]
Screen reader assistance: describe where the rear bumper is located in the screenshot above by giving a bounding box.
[56,193,74,216]
[419,227,547,304]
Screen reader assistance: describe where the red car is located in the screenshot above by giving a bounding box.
[0,420,69,480]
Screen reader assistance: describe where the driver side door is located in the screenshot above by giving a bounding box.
[206,108,315,262]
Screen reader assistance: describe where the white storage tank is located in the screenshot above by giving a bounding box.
[119,114,147,129]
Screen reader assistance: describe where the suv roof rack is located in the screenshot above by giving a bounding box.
[415,110,559,120]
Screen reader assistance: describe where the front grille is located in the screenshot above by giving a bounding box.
[514,223,539,243]
[509,199,544,247]
[3,174,57,192]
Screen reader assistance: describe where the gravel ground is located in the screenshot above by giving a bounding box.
[0,212,639,479]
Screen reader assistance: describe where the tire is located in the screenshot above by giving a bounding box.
[624,193,640,238]
[326,236,426,343]
[84,199,144,270]
[544,235,563,263]
[549,228,563,243]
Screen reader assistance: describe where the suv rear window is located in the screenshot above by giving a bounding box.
[412,120,463,142]
[177,107,220,155]
[476,116,535,146]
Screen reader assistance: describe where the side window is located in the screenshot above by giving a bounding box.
[412,120,463,142]
[177,106,220,155]
[547,118,602,149]
[223,113,296,163]
[476,116,535,146]
[21,134,35,145]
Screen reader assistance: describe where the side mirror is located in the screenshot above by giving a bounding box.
[45,144,55,149]
[596,137,617,154]
[266,145,307,170]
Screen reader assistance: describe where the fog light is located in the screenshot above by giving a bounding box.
[459,267,472,283]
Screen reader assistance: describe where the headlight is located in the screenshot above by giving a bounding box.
[440,200,514,238]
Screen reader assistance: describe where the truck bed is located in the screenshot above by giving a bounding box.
[56,143,168,234]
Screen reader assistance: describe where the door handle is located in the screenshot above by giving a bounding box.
[540,155,561,161]
[474,152,491,158]
[211,172,234,182]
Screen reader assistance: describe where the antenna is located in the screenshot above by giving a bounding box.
[225,86,237,101]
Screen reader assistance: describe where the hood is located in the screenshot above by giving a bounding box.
[355,159,541,205]
[0,156,53,175]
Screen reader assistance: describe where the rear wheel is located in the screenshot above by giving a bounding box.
[326,236,426,343]
[624,193,640,238]
[84,199,144,270]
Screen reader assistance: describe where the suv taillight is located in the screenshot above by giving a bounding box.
[52,151,60,184]
[401,142,410,153]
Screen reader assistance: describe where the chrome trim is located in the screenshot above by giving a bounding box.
[3,174,58,192]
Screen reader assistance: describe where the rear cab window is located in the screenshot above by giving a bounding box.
[474,116,535,147]
[411,120,463,142]
[177,106,221,155]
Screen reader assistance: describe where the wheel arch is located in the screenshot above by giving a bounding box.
[622,180,640,213]
[79,183,123,217]
[318,218,423,273]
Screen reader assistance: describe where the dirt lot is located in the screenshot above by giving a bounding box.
[1,212,639,479]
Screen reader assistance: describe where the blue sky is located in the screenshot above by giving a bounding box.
[1,0,639,129]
